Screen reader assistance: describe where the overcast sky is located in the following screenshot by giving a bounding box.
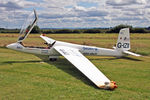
[0,0,150,28]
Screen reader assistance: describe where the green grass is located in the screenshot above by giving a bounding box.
[0,34,150,100]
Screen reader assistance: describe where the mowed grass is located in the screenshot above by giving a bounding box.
[0,33,150,100]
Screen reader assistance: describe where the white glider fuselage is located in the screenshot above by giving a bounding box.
[54,41,124,57]
[7,39,124,57]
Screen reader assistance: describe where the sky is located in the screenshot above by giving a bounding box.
[0,0,150,28]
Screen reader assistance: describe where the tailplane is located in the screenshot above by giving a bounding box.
[123,50,141,57]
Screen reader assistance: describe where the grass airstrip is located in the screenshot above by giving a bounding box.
[0,33,150,100]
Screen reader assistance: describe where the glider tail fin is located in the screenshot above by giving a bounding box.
[115,28,141,57]
[116,28,130,51]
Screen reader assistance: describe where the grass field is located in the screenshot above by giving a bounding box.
[0,33,150,100]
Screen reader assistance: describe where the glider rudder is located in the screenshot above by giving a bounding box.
[116,28,130,51]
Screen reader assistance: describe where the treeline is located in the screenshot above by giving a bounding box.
[0,28,20,33]
[41,28,104,34]
[1,24,150,34]
[106,24,150,33]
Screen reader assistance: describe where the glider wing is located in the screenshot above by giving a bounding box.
[54,46,117,90]
[40,35,55,44]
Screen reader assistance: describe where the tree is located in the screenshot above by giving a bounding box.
[31,25,40,33]
[107,24,132,33]
[42,29,53,34]
[83,29,101,33]
[131,28,148,33]
[0,28,5,30]
[72,29,81,33]
[54,29,73,33]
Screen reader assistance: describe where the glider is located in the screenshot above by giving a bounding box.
[7,10,141,90]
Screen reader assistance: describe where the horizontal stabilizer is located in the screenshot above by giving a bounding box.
[123,51,141,57]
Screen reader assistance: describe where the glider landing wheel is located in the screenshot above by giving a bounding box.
[49,58,57,62]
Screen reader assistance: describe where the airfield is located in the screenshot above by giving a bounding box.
[0,33,150,99]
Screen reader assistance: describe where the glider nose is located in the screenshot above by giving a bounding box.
[6,44,13,49]
[7,43,17,49]
[7,42,24,50]
[6,43,21,50]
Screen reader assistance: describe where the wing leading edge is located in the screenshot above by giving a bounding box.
[54,46,117,90]
[40,35,55,44]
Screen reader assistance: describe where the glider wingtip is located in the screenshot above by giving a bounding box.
[41,34,46,36]
[98,81,118,90]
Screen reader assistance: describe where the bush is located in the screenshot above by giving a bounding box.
[54,29,73,33]
[42,29,53,34]
[72,29,81,33]
[131,28,148,33]
[107,24,132,33]
[83,29,101,33]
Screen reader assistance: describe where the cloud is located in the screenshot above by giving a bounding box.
[72,6,108,17]
[0,1,23,10]
[106,0,147,6]
[0,0,150,28]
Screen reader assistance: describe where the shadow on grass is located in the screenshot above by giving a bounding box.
[89,57,118,61]
[120,56,142,61]
[36,55,98,88]
[1,58,98,89]
[90,57,143,61]
[89,56,142,61]
[44,58,98,89]
[1,60,43,65]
